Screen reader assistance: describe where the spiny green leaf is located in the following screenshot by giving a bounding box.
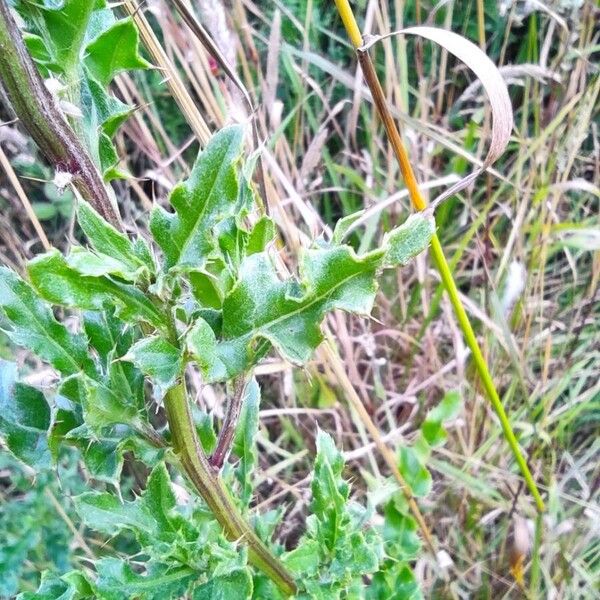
[0,360,51,468]
[382,214,435,267]
[84,17,150,87]
[191,246,382,382]
[187,212,433,383]
[294,429,383,596]
[78,376,140,429]
[124,336,182,394]
[0,267,95,376]
[28,250,165,328]
[192,569,252,600]
[77,199,153,277]
[95,558,194,600]
[311,429,350,552]
[150,125,247,268]
[74,463,184,545]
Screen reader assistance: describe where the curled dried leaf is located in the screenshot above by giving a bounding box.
[361,26,514,207]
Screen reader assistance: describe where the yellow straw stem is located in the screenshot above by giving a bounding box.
[334,0,545,513]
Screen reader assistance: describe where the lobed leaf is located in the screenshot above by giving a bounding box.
[289,429,383,595]
[150,126,247,268]
[74,463,184,546]
[186,213,433,383]
[84,17,150,87]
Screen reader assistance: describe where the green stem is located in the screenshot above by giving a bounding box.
[429,236,545,512]
[163,382,296,596]
[0,0,120,227]
[333,0,545,513]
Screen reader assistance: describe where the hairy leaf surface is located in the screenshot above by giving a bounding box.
[28,250,164,328]
[0,267,95,376]
[150,126,247,268]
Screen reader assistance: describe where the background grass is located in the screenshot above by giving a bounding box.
[0,0,598,597]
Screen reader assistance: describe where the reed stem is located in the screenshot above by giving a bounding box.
[333,0,545,513]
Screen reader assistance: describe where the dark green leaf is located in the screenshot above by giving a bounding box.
[67,427,124,484]
[0,267,96,376]
[84,18,150,86]
[0,360,51,468]
[189,270,224,309]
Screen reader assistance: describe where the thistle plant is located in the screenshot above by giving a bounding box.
[0,2,443,596]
